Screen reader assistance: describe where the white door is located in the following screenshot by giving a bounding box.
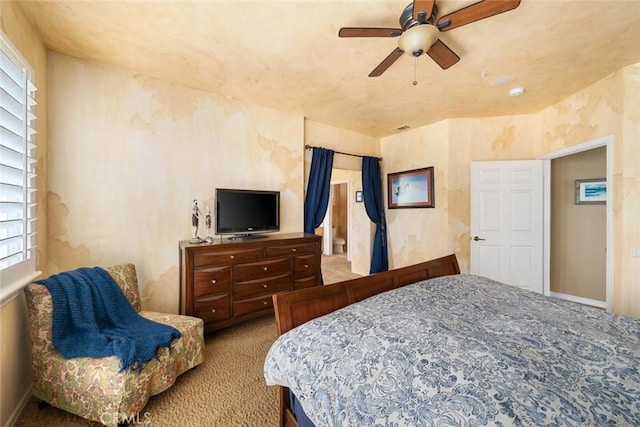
[471,161,543,293]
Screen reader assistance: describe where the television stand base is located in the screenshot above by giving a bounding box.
[227,234,268,241]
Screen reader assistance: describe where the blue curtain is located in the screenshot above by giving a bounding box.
[362,156,389,274]
[303,147,334,234]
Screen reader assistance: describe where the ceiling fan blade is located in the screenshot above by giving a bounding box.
[339,27,402,37]
[369,48,404,77]
[412,0,435,22]
[436,0,521,31]
[426,39,460,70]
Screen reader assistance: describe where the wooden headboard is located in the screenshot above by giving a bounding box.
[270,253,460,427]
[272,253,460,336]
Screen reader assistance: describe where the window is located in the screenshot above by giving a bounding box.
[0,32,39,305]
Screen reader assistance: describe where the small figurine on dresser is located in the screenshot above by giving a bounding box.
[204,206,213,243]
[190,199,203,243]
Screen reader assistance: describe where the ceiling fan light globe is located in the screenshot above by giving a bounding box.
[398,25,438,57]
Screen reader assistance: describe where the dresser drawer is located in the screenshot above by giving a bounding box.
[293,254,316,278]
[234,273,291,301]
[193,248,263,267]
[293,275,317,290]
[233,257,291,281]
[194,295,231,322]
[264,242,317,258]
[233,295,273,318]
[193,266,231,297]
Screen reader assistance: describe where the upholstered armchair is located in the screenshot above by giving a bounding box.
[24,263,205,426]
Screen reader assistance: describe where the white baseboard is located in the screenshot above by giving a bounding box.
[4,384,32,427]
[549,291,606,309]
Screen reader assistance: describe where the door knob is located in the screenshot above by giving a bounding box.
[473,236,486,241]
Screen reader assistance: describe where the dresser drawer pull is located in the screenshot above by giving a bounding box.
[262,284,268,288]
[211,309,216,313]
[263,266,268,271]
[229,255,235,259]
[263,301,268,306]
[211,279,216,284]
[304,264,309,268]
[291,248,297,252]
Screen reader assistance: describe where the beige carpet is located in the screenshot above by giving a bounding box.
[321,254,361,284]
[15,255,360,426]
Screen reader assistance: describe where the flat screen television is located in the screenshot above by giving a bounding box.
[215,188,280,239]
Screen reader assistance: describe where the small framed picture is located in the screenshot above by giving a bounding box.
[355,190,363,203]
[575,178,606,204]
[387,166,435,209]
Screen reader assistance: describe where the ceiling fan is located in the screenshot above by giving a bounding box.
[339,0,521,77]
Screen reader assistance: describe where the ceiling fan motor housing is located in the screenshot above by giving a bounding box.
[400,2,438,31]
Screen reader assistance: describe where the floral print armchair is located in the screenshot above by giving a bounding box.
[24,263,205,426]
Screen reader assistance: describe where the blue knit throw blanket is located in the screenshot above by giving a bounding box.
[37,267,181,372]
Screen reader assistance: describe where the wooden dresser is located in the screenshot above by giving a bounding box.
[179,233,322,332]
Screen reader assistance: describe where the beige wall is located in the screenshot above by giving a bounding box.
[381,64,639,318]
[381,114,539,271]
[0,2,48,426]
[618,64,640,317]
[381,121,451,269]
[550,147,606,301]
[46,52,305,314]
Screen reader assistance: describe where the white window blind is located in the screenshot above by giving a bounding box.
[0,32,39,305]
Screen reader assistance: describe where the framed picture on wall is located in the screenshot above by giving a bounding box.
[575,178,606,204]
[355,191,363,203]
[387,166,435,209]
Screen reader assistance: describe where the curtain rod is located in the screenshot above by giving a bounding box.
[304,144,382,161]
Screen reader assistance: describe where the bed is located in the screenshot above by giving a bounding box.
[264,254,640,426]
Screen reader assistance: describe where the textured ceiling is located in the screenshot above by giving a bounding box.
[17,0,640,137]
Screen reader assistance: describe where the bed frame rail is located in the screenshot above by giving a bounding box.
[272,253,460,336]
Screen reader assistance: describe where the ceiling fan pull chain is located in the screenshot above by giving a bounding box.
[413,57,418,85]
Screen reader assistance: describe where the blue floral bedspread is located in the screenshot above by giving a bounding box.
[264,274,640,426]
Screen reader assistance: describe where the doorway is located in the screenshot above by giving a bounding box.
[549,147,606,306]
[311,162,371,276]
[321,181,348,257]
[542,136,613,310]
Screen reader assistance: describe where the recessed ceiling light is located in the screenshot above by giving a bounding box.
[509,87,525,97]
